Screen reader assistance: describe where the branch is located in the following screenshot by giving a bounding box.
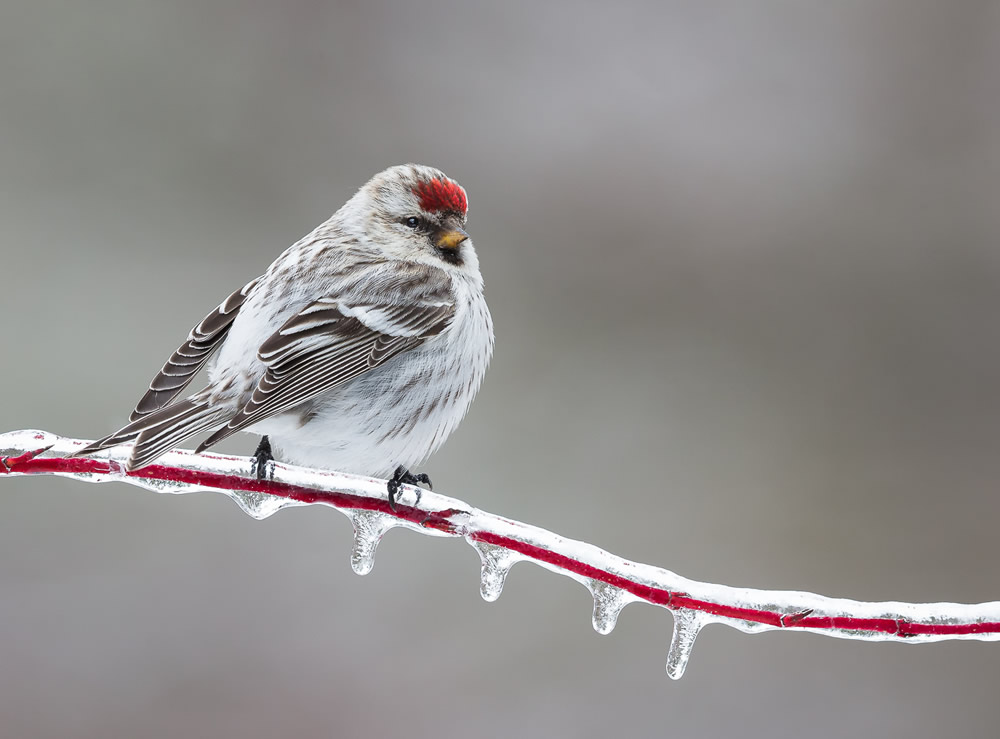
[3,429,998,679]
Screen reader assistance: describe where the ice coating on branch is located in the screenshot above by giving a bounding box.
[348,509,397,575]
[666,609,709,680]
[228,488,298,520]
[469,539,525,602]
[4,429,1000,681]
[587,579,639,635]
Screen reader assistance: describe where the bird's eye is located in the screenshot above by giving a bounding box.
[404,216,421,228]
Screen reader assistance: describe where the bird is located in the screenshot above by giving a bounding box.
[75,164,494,508]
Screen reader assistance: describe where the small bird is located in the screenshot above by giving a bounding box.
[77,164,494,507]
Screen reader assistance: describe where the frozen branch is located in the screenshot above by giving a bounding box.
[2,429,998,679]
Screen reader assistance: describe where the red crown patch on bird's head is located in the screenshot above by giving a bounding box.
[414,178,468,215]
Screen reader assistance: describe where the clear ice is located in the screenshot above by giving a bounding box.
[229,488,297,520]
[587,579,638,635]
[347,509,397,575]
[6,429,1000,681]
[470,540,524,602]
[666,609,709,680]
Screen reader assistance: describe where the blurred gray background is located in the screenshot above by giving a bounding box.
[2,1,999,736]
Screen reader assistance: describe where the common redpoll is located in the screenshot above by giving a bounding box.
[77,164,494,507]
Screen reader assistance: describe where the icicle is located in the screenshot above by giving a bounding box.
[229,488,294,520]
[587,580,637,635]
[347,509,397,575]
[470,540,523,602]
[665,609,708,680]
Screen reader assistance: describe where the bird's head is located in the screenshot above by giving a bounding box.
[340,164,476,271]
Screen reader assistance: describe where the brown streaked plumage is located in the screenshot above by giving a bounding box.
[130,277,260,421]
[75,164,494,499]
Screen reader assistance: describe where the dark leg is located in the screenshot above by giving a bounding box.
[386,465,433,510]
[250,436,275,480]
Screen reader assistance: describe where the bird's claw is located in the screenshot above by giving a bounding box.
[387,465,432,510]
[250,436,275,481]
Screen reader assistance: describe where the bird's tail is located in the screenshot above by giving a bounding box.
[74,393,232,470]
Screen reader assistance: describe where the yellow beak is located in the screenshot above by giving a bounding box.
[435,227,470,250]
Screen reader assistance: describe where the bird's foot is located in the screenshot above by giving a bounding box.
[250,436,275,481]
[387,465,432,511]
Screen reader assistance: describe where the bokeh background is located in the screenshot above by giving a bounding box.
[2,1,999,736]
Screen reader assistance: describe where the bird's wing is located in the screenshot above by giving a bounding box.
[196,292,455,451]
[129,277,261,421]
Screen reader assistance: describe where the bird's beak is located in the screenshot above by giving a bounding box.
[434,227,470,250]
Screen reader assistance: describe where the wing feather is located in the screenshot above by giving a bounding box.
[129,277,261,421]
[195,292,455,452]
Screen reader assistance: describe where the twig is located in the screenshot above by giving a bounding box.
[2,428,998,679]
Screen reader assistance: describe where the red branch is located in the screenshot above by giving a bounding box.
[3,430,999,678]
